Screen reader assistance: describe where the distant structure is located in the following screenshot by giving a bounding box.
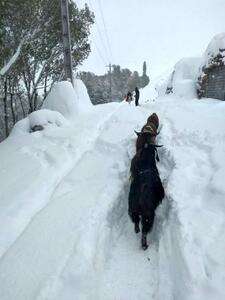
[197,33,225,100]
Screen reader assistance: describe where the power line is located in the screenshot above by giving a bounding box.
[77,0,109,69]
[75,0,112,74]
[92,39,108,66]
[88,0,111,63]
[97,0,114,63]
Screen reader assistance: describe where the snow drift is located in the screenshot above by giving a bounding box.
[73,78,93,114]
[158,57,202,99]
[42,79,92,120]
[157,33,225,100]
[10,109,67,137]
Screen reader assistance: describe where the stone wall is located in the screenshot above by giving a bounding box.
[198,65,225,100]
[206,66,225,100]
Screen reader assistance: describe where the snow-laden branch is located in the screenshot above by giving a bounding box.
[0,40,24,76]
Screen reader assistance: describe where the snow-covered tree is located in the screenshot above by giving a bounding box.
[79,64,149,105]
[0,0,94,141]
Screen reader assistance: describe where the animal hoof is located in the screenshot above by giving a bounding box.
[134,223,140,233]
[142,244,148,250]
[141,234,148,250]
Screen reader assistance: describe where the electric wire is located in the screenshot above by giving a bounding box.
[92,39,108,66]
[76,0,107,66]
[88,0,111,64]
[97,0,114,63]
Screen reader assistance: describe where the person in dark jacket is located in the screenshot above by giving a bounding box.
[125,91,133,103]
[128,124,164,250]
[134,87,140,106]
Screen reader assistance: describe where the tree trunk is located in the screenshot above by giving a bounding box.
[10,93,16,125]
[33,89,38,111]
[3,78,9,137]
[18,95,26,118]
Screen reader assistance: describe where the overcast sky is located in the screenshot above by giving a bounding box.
[77,0,225,78]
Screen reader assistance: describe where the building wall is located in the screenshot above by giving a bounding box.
[206,66,225,100]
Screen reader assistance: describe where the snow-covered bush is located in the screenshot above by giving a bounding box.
[10,109,67,137]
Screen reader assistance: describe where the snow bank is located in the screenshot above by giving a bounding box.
[43,81,79,120]
[10,109,67,137]
[138,71,173,104]
[43,79,92,120]
[152,58,201,99]
[73,78,93,114]
[160,33,225,100]
[11,78,93,137]
[156,97,225,300]
[165,57,202,99]
[155,75,171,97]
[0,101,120,265]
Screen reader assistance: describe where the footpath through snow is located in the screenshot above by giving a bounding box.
[0,81,225,300]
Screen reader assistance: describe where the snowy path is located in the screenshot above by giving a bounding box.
[35,104,163,300]
[97,209,159,300]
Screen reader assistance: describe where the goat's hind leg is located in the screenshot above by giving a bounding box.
[141,215,154,250]
[141,232,148,250]
[129,211,140,233]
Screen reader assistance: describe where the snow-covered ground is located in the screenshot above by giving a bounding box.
[0,76,225,300]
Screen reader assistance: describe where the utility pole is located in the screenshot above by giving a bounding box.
[60,0,73,86]
[106,63,112,102]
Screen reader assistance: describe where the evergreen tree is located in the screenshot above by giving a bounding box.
[143,61,147,76]
[140,61,150,88]
[79,65,147,105]
[128,71,140,92]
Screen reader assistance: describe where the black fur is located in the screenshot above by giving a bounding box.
[128,144,164,235]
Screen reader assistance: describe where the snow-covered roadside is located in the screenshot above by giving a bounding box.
[0,103,152,300]
[0,101,121,260]
[154,96,225,300]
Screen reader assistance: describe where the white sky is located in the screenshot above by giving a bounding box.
[77,0,225,77]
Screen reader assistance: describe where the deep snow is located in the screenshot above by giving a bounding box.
[0,77,225,300]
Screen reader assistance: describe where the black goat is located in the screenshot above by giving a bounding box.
[128,138,164,250]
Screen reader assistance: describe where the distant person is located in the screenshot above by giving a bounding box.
[134,87,140,106]
[125,91,133,104]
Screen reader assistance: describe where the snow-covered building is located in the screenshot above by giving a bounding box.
[197,33,225,100]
